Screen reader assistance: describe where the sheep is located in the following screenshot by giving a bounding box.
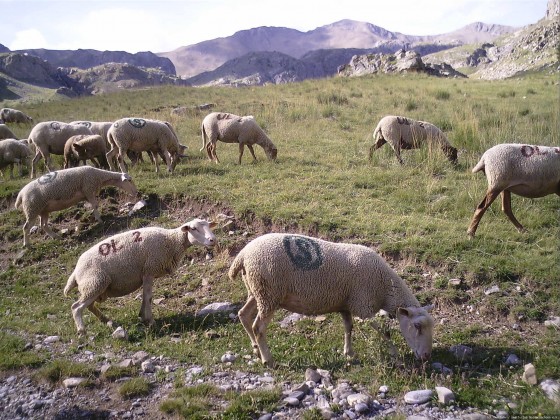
[0,123,17,140]
[28,121,93,178]
[369,115,458,165]
[229,233,434,367]
[15,166,138,247]
[0,139,32,179]
[467,143,560,237]
[0,108,33,125]
[63,218,217,334]
[106,118,187,173]
[63,134,109,169]
[200,112,278,164]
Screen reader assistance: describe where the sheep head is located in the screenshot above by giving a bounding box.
[118,173,138,197]
[181,219,217,249]
[397,305,434,360]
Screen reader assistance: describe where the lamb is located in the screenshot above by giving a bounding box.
[200,112,278,164]
[0,123,17,140]
[63,134,109,169]
[28,121,93,178]
[106,118,187,173]
[229,233,434,367]
[0,108,33,124]
[15,166,138,247]
[369,115,457,165]
[0,139,33,179]
[467,143,560,237]
[63,218,217,334]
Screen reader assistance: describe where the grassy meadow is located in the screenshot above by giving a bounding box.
[0,72,559,416]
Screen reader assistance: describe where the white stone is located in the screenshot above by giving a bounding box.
[283,397,300,406]
[347,393,371,406]
[43,336,60,344]
[141,360,155,373]
[197,302,236,316]
[522,363,537,385]
[450,344,473,359]
[540,379,560,402]
[404,389,433,404]
[379,385,389,393]
[435,386,455,405]
[354,402,369,413]
[63,377,86,388]
[484,285,500,295]
[544,316,560,328]
[112,326,128,340]
[221,352,237,363]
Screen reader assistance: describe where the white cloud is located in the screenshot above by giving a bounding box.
[10,29,49,50]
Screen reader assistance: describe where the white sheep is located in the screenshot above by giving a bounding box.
[369,115,458,164]
[229,233,434,367]
[64,219,217,334]
[0,123,18,140]
[467,143,560,237]
[0,108,33,124]
[28,121,93,178]
[15,166,138,247]
[0,139,32,179]
[63,134,109,169]
[200,112,278,164]
[106,118,187,173]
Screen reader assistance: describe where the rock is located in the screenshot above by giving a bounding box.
[379,385,389,394]
[347,393,371,406]
[279,313,305,328]
[112,326,128,340]
[484,285,500,295]
[118,359,134,368]
[404,389,433,404]
[132,351,149,364]
[258,414,273,420]
[197,302,237,316]
[283,396,300,406]
[141,360,155,373]
[448,278,462,287]
[305,368,322,383]
[354,402,369,414]
[522,363,537,385]
[221,352,236,363]
[544,316,560,328]
[291,382,309,394]
[505,354,521,366]
[460,415,490,420]
[431,362,453,375]
[288,391,306,401]
[435,386,455,405]
[43,335,60,344]
[63,377,86,388]
[153,298,165,305]
[450,344,473,359]
[540,379,560,402]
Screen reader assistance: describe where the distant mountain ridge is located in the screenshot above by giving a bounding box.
[159,19,516,78]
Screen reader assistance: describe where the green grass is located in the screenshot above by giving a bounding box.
[0,72,558,416]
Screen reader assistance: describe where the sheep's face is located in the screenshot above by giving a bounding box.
[182,219,217,248]
[397,306,434,360]
[267,147,278,160]
[119,173,138,197]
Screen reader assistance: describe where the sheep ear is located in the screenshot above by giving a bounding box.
[422,304,434,312]
[397,307,411,318]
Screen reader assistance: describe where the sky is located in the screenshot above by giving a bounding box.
[0,0,549,53]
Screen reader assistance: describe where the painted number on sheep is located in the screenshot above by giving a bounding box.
[98,231,142,256]
[520,145,560,157]
[128,118,146,129]
[38,172,58,184]
[283,235,323,271]
[50,122,61,131]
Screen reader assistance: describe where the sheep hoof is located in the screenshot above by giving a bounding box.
[263,360,276,369]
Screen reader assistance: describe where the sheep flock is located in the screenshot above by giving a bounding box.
[2,97,558,373]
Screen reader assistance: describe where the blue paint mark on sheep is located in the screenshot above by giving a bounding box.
[128,118,146,129]
[50,122,61,131]
[283,235,323,271]
[38,171,57,184]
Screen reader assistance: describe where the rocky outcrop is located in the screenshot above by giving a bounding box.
[337,50,467,78]
[546,0,560,20]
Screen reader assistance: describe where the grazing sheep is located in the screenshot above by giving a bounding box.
[229,233,434,367]
[28,121,93,178]
[369,115,457,164]
[64,219,217,334]
[70,121,113,143]
[106,118,187,173]
[200,112,278,164]
[0,139,32,179]
[15,166,138,247]
[0,123,17,140]
[0,108,33,124]
[63,134,109,169]
[467,143,560,237]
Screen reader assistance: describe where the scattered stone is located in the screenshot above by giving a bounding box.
[347,393,371,406]
[522,363,537,385]
[435,386,455,405]
[283,396,300,406]
[305,368,322,383]
[431,362,453,375]
[484,285,500,295]
[448,278,462,287]
[540,379,560,402]
[132,351,149,364]
[258,414,273,420]
[505,354,521,366]
[63,377,86,388]
[118,359,134,368]
[404,389,433,404]
[450,344,473,359]
[291,382,309,394]
[379,385,389,394]
[279,313,305,328]
[544,316,560,328]
[197,302,237,316]
[153,298,165,305]
[141,360,155,373]
[221,352,236,363]
[354,402,369,414]
[43,335,60,344]
[204,330,220,339]
[112,327,128,340]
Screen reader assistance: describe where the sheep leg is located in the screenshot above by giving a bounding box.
[238,295,260,356]
[247,144,258,162]
[253,311,276,368]
[116,149,129,173]
[30,151,42,178]
[22,216,37,247]
[467,189,501,238]
[393,145,404,165]
[370,319,398,358]
[88,302,114,329]
[205,143,214,161]
[238,144,245,164]
[341,311,355,357]
[106,148,118,171]
[501,190,526,232]
[139,274,154,326]
[39,212,59,239]
[209,142,220,163]
[369,139,386,161]
[85,195,102,222]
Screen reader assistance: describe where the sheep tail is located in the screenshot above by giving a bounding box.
[228,251,246,281]
[373,124,381,141]
[472,155,485,173]
[200,124,208,152]
[64,272,78,296]
[14,192,22,210]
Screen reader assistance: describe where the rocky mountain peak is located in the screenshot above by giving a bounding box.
[546,0,559,19]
